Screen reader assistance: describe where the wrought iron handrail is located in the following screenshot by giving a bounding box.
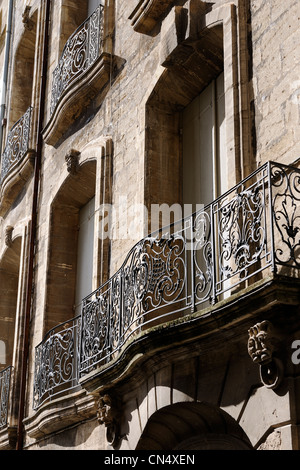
[0,366,12,429]
[79,161,300,375]
[33,316,81,409]
[50,4,104,116]
[0,107,32,183]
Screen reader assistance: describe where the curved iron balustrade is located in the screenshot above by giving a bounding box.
[0,107,32,183]
[0,366,12,429]
[33,316,81,409]
[32,161,300,408]
[79,161,300,375]
[50,4,104,116]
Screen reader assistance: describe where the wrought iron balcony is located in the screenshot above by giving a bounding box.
[50,4,104,116]
[0,107,32,184]
[79,161,300,376]
[33,316,81,409]
[32,161,300,407]
[0,366,12,430]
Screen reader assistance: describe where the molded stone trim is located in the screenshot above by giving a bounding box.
[42,53,113,146]
[129,0,174,35]
[23,390,98,440]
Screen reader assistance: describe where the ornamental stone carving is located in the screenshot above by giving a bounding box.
[248,320,284,390]
[97,394,120,447]
[22,6,34,31]
[65,150,80,175]
[248,320,279,364]
[5,226,13,247]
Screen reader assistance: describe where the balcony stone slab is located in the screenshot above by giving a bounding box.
[78,274,300,397]
[24,389,98,440]
[0,150,35,217]
[43,52,113,146]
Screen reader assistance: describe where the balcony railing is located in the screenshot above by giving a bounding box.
[79,161,300,375]
[50,4,104,116]
[32,161,300,407]
[0,107,32,183]
[33,316,81,409]
[0,366,12,429]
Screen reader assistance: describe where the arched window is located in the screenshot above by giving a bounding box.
[145,21,225,225]
[7,10,37,130]
[58,0,104,56]
[45,161,97,334]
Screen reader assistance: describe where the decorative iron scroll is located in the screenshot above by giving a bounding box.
[79,161,300,376]
[271,163,300,269]
[50,5,104,116]
[32,161,300,404]
[214,165,268,295]
[0,107,32,183]
[0,366,12,429]
[33,316,81,409]
[80,231,187,373]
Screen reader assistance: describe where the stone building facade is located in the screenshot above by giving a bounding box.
[0,0,300,451]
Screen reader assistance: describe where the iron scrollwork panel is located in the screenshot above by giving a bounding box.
[0,366,12,429]
[33,316,81,409]
[271,162,300,269]
[193,209,214,306]
[80,274,122,373]
[214,169,269,295]
[50,5,104,115]
[80,230,188,375]
[0,107,32,182]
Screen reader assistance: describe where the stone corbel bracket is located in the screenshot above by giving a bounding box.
[22,6,34,31]
[5,225,13,247]
[97,394,120,448]
[65,149,80,175]
[248,320,284,390]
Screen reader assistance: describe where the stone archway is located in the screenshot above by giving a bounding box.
[136,402,253,450]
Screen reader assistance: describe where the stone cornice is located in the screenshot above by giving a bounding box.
[129,0,174,35]
[23,389,98,440]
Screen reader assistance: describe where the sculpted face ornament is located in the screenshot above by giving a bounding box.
[248,320,284,390]
[65,149,80,175]
[97,394,120,447]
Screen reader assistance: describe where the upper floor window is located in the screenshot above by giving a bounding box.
[75,196,96,316]
[43,0,116,145]
[45,160,97,334]
[58,0,104,55]
[0,236,22,369]
[7,9,37,132]
[183,72,226,214]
